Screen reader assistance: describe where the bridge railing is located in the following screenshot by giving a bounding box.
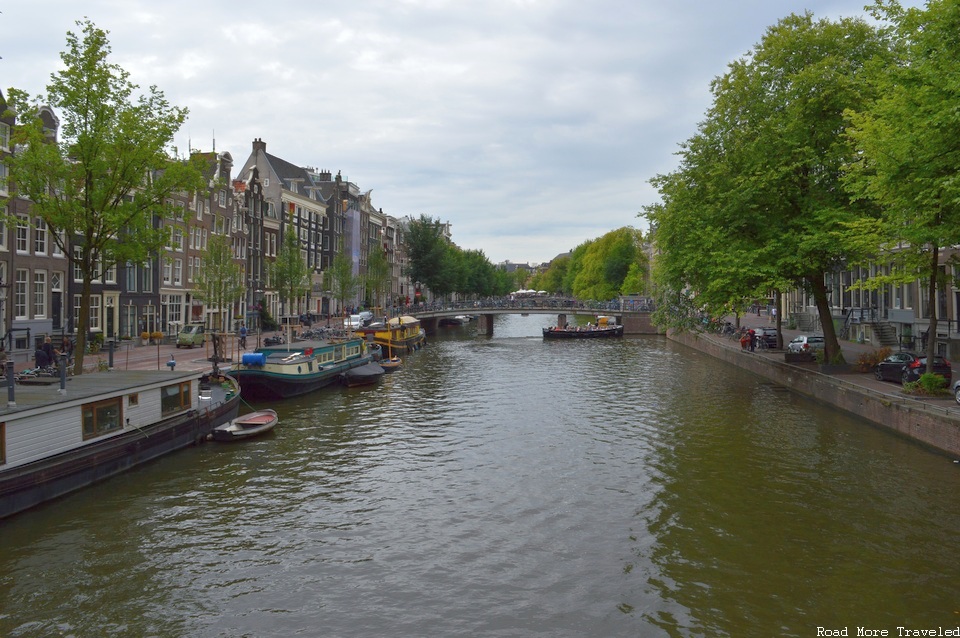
[394,297,655,317]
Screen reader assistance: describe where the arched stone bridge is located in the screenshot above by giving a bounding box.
[406,301,659,336]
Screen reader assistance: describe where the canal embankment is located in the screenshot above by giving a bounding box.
[667,329,960,458]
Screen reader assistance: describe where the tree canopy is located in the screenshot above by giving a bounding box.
[403,215,512,300]
[270,217,310,317]
[3,19,203,373]
[645,11,890,363]
[193,234,244,332]
[844,0,960,370]
[364,245,391,311]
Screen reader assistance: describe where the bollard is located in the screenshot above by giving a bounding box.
[59,353,67,394]
[166,354,176,371]
[6,360,15,407]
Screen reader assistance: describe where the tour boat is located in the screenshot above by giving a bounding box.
[0,370,241,519]
[542,316,624,340]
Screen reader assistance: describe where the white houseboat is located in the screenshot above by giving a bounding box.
[0,369,241,519]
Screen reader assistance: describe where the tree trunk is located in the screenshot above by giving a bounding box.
[774,290,783,349]
[810,275,843,364]
[925,244,939,374]
[73,276,91,375]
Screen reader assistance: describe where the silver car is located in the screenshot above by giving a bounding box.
[787,334,825,353]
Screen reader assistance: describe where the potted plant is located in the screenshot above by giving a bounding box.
[141,331,150,345]
[150,331,164,345]
[87,332,104,354]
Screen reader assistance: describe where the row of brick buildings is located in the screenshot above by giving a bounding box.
[1,93,439,364]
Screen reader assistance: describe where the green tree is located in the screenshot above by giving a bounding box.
[560,228,646,300]
[460,249,497,297]
[845,0,960,372]
[2,20,202,374]
[193,234,244,332]
[562,242,589,295]
[646,12,889,361]
[328,244,358,321]
[365,245,391,311]
[491,266,514,297]
[620,262,648,296]
[269,219,310,319]
[532,256,570,295]
[405,215,448,297]
[512,268,529,292]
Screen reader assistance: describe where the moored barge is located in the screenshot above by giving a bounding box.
[0,369,240,519]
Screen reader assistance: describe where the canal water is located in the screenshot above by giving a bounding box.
[1,315,959,637]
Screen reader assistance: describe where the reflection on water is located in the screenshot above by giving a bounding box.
[1,315,959,637]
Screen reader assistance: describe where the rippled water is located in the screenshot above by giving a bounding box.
[2,315,959,637]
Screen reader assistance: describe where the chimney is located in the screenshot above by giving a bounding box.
[252,138,266,153]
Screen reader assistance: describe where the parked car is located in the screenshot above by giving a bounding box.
[787,334,825,353]
[754,327,778,349]
[952,378,960,405]
[175,323,205,348]
[874,351,951,384]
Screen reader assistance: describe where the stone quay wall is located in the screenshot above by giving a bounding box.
[668,330,960,457]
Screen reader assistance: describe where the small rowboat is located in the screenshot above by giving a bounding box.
[212,409,279,442]
[379,356,402,373]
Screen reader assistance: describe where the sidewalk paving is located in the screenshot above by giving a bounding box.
[20,340,242,375]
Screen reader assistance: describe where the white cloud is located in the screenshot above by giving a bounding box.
[1,0,919,263]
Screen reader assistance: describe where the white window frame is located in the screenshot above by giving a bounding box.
[0,204,7,250]
[33,270,46,319]
[73,246,84,282]
[52,230,65,258]
[16,215,29,254]
[15,268,28,319]
[33,218,47,255]
[143,260,153,293]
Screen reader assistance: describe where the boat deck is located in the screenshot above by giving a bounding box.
[0,370,212,416]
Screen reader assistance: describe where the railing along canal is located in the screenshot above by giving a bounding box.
[394,297,655,320]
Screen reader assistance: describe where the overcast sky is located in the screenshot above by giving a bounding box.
[2,1,915,264]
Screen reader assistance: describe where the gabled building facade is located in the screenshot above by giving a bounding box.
[1,116,416,366]
[1,91,69,359]
[235,139,330,321]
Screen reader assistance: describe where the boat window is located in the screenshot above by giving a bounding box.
[128,393,139,407]
[161,381,192,415]
[82,397,123,440]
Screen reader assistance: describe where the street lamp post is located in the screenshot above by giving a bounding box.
[0,280,7,351]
